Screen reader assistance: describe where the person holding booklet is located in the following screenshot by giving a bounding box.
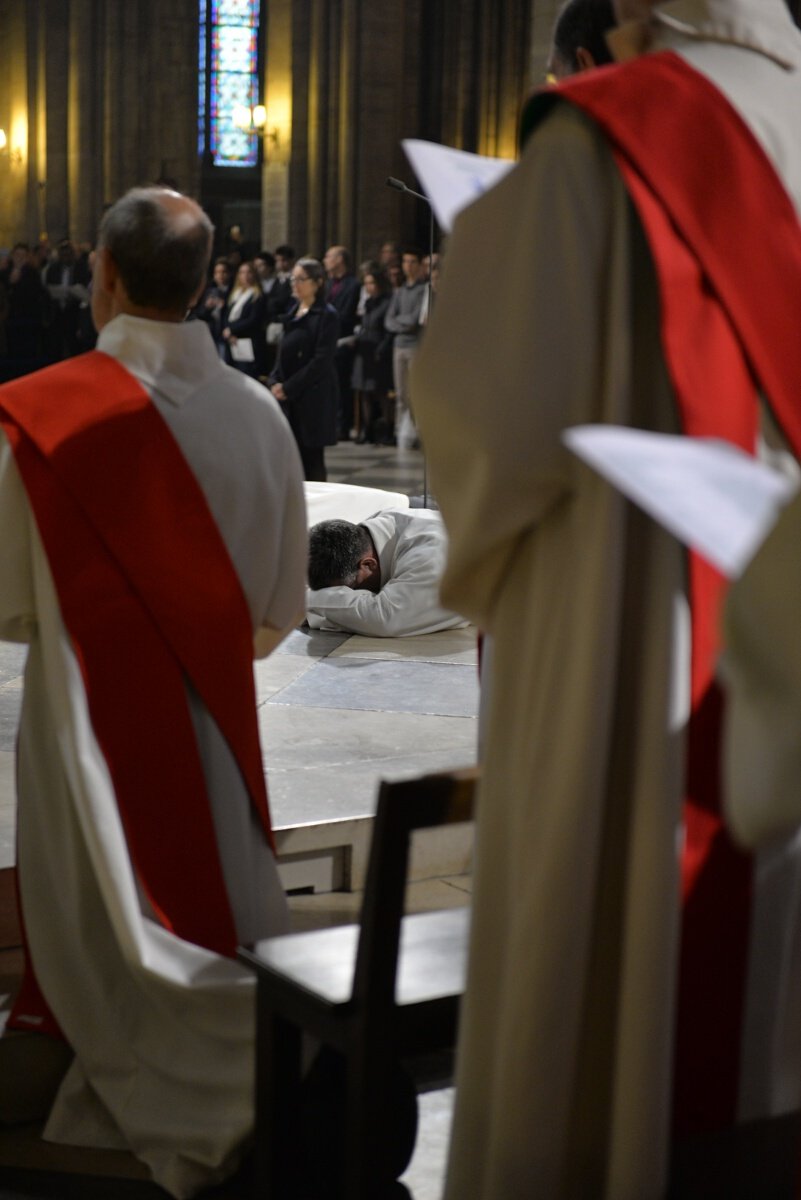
[268,257,339,481]
[221,260,266,379]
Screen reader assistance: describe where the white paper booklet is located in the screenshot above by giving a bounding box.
[230,337,255,363]
[402,139,515,232]
[563,425,799,579]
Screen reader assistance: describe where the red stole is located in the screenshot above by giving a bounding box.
[522,53,801,1134]
[1,351,275,1034]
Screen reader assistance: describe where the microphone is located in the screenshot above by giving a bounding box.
[386,176,429,204]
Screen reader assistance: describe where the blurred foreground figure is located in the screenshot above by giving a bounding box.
[413,1,801,1196]
[0,187,306,1197]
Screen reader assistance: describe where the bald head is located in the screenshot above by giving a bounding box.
[96,187,213,318]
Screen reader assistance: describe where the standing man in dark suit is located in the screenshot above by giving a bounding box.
[324,244,360,439]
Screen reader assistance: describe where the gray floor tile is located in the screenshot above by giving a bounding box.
[345,469,426,487]
[268,745,478,827]
[0,644,26,685]
[272,627,350,657]
[254,653,317,702]
[260,703,477,772]
[268,659,480,718]
[401,1087,454,1200]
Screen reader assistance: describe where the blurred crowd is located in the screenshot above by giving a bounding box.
[0,237,96,375]
[0,227,439,457]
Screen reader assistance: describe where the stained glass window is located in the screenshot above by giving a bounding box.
[199,0,261,168]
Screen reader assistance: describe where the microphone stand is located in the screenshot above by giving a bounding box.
[386,176,434,508]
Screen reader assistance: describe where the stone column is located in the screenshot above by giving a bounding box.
[0,0,32,245]
[261,0,293,248]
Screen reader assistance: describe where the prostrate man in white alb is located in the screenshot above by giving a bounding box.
[306,511,469,637]
[0,186,307,1198]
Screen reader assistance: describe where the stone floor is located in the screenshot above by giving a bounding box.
[0,440,469,1200]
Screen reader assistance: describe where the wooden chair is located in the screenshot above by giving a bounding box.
[238,766,477,1199]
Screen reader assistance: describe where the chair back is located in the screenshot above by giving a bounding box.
[351,767,477,1007]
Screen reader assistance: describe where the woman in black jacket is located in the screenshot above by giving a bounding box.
[222,261,267,378]
[349,267,393,443]
[268,258,339,481]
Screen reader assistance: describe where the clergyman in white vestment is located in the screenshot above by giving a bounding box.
[0,188,307,1198]
[412,1,801,1196]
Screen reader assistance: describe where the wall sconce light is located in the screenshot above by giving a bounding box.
[0,128,23,165]
[232,105,283,158]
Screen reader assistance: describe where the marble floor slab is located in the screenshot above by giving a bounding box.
[401,1087,454,1200]
[269,658,479,719]
[0,646,25,755]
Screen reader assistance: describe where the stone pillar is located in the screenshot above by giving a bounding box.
[0,0,32,245]
[352,0,424,261]
[42,0,70,241]
[261,0,292,247]
[0,0,199,249]
[68,0,106,241]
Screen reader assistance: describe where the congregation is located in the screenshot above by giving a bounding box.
[0,231,435,480]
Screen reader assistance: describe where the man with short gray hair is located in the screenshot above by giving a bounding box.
[0,186,306,1197]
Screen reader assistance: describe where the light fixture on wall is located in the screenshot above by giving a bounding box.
[0,128,23,165]
[232,104,283,158]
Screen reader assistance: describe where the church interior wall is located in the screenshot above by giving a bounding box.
[0,0,562,257]
[0,0,198,249]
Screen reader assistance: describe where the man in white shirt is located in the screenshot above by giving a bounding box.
[306,511,469,637]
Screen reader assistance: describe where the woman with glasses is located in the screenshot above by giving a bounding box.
[267,257,339,481]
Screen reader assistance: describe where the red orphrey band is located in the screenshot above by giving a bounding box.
[522,51,801,1136]
[1,351,274,1035]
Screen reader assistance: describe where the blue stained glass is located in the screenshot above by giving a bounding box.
[200,0,260,167]
[212,0,258,25]
[198,8,207,156]
[215,25,256,71]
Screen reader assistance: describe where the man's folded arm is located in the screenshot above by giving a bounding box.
[306,578,463,638]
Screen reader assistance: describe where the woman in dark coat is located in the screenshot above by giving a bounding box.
[350,267,393,443]
[268,257,339,481]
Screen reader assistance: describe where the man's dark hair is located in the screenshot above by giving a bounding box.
[402,247,423,261]
[308,520,372,590]
[553,0,615,73]
[275,243,295,260]
[256,250,276,269]
[98,187,213,311]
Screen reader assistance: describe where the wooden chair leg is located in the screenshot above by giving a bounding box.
[252,1008,302,1199]
[343,1041,418,1200]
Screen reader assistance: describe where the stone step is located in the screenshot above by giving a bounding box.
[275,814,474,894]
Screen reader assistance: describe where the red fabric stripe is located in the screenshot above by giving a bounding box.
[2,352,273,1026]
[523,53,801,1133]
